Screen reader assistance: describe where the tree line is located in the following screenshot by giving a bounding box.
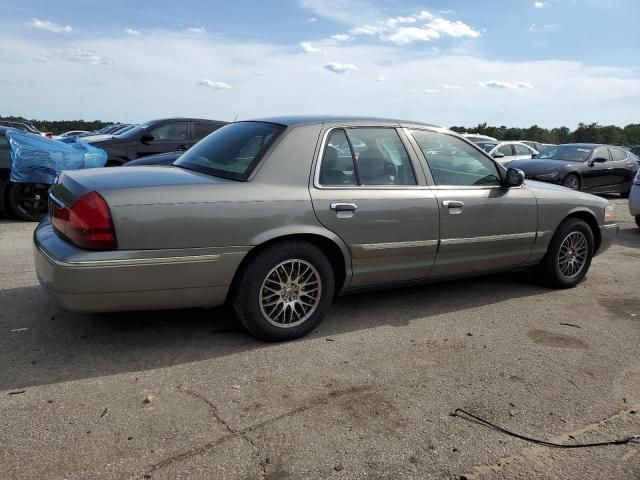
[2,115,639,145]
[450,122,640,146]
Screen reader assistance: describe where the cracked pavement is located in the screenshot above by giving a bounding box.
[0,198,639,479]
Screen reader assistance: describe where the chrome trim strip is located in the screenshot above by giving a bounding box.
[536,230,551,239]
[600,223,619,230]
[38,247,224,268]
[48,192,65,208]
[356,239,439,250]
[440,232,536,246]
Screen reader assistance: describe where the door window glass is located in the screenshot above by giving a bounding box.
[514,144,532,155]
[411,130,501,187]
[610,148,628,161]
[318,128,416,186]
[150,122,188,141]
[194,122,222,139]
[319,129,357,186]
[593,148,610,162]
[498,144,514,156]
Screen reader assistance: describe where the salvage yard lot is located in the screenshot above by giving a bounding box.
[1,199,639,479]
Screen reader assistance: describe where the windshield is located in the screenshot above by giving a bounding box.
[175,121,285,181]
[476,142,497,152]
[537,145,593,161]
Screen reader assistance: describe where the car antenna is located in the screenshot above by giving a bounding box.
[233,114,239,123]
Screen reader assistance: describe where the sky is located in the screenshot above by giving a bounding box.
[0,0,639,128]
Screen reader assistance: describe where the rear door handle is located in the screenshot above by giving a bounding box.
[330,202,358,212]
[442,200,464,209]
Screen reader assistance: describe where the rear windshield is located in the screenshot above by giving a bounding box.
[537,145,593,162]
[175,121,285,181]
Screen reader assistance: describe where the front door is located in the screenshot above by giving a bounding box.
[407,129,538,277]
[310,126,440,288]
[137,121,190,158]
[582,147,612,191]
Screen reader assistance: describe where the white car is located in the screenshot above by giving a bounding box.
[475,141,538,165]
[462,133,497,143]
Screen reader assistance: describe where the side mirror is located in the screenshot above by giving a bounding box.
[592,156,607,163]
[505,168,525,188]
[141,133,155,144]
[492,151,505,159]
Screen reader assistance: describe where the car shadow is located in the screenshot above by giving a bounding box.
[0,272,549,391]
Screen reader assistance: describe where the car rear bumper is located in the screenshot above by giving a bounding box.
[33,220,249,313]
[596,223,618,256]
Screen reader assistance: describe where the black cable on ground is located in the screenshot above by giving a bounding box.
[452,408,639,448]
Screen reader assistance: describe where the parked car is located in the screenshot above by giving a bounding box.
[520,140,548,152]
[0,121,40,135]
[34,116,618,341]
[462,133,497,143]
[124,151,182,166]
[630,169,640,228]
[509,143,639,196]
[0,127,51,220]
[59,130,91,138]
[630,146,640,157]
[83,118,226,165]
[475,141,538,164]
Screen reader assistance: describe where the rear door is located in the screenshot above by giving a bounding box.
[310,125,440,288]
[513,143,535,161]
[137,121,190,157]
[608,147,636,191]
[407,129,537,276]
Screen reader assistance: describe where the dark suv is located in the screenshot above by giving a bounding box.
[84,118,226,165]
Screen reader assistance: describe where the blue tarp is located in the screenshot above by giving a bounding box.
[6,129,108,184]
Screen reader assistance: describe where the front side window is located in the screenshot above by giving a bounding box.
[175,122,284,181]
[592,147,610,162]
[318,128,416,186]
[150,122,188,141]
[411,130,501,187]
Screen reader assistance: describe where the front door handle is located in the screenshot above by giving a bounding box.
[442,200,464,209]
[330,202,358,212]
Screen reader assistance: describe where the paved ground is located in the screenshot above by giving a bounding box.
[0,198,638,480]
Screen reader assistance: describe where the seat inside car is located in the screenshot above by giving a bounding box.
[319,146,349,185]
[358,148,393,185]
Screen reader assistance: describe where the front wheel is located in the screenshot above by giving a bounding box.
[563,174,581,191]
[6,182,49,221]
[537,218,594,288]
[232,241,335,341]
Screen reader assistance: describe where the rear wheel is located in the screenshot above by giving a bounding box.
[563,174,581,191]
[537,218,594,288]
[232,241,335,341]
[7,182,49,221]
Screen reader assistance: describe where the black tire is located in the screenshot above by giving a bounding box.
[563,173,581,191]
[620,187,630,199]
[232,241,335,341]
[635,215,640,229]
[537,218,594,289]
[6,182,49,221]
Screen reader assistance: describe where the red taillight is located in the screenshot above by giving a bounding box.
[52,192,117,250]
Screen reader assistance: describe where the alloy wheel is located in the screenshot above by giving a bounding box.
[564,175,580,190]
[11,183,49,220]
[259,259,322,328]
[557,231,588,278]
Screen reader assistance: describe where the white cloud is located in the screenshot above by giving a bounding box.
[385,16,417,27]
[298,0,380,25]
[300,41,321,53]
[307,17,317,23]
[383,27,440,44]
[425,18,481,38]
[479,80,534,90]
[350,24,385,36]
[186,27,206,34]
[28,18,72,34]
[324,62,357,74]
[51,49,111,65]
[439,10,455,15]
[423,88,439,94]
[534,1,545,7]
[443,84,463,90]
[376,75,387,82]
[198,79,231,89]
[416,11,434,20]
[331,34,351,41]
[126,28,142,36]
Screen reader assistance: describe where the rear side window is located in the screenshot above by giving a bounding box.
[610,148,628,161]
[411,130,501,187]
[318,128,416,186]
[498,144,514,156]
[514,144,531,155]
[175,122,285,181]
[194,122,222,139]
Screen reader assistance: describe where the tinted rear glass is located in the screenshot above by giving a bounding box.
[175,122,285,181]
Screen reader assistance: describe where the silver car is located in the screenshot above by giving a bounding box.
[475,141,538,165]
[34,116,618,341]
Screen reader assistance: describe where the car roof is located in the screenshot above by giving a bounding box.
[148,117,227,124]
[251,115,440,129]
